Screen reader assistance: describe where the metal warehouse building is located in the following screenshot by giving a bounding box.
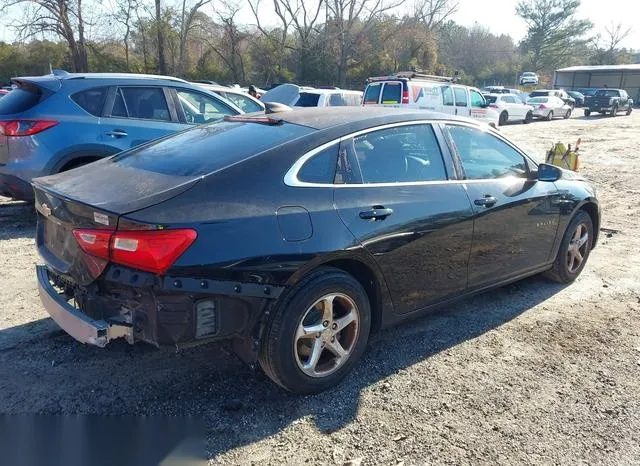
[553,64,640,101]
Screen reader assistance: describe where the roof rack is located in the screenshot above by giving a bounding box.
[367,70,460,84]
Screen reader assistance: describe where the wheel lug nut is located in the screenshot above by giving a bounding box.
[316,333,321,338]
[332,323,337,330]
[323,321,329,327]
[331,336,335,342]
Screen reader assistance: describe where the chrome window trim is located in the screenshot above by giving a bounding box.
[284,119,527,188]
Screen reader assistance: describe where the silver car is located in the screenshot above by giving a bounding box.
[526,96,572,121]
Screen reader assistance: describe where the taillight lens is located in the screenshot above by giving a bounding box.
[539,104,547,109]
[401,90,410,104]
[0,120,58,136]
[73,228,197,275]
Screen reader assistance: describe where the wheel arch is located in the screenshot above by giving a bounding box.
[46,146,120,174]
[578,201,600,248]
[285,254,394,334]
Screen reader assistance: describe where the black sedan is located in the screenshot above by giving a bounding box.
[32,108,600,394]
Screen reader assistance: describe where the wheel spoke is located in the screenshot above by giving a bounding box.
[321,295,336,323]
[574,249,583,265]
[303,339,324,372]
[334,309,356,333]
[573,225,582,242]
[326,338,348,359]
[295,322,325,341]
[577,232,589,248]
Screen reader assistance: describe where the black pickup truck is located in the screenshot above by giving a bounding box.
[584,88,633,117]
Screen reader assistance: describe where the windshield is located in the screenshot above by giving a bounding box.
[111,120,312,176]
[522,72,535,77]
[595,89,620,97]
[295,92,321,107]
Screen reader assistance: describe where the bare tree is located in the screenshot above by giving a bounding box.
[2,0,90,71]
[202,1,247,82]
[603,22,632,53]
[177,0,212,76]
[413,0,458,30]
[328,0,405,87]
[155,0,167,73]
[112,0,139,70]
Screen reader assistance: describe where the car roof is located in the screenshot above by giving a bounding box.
[300,89,363,95]
[261,107,482,131]
[12,72,189,90]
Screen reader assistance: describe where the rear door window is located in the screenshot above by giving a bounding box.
[442,86,454,106]
[297,145,339,183]
[71,87,108,116]
[454,87,468,107]
[0,87,42,114]
[381,82,402,104]
[363,83,382,104]
[222,92,263,113]
[295,92,321,107]
[109,87,171,121]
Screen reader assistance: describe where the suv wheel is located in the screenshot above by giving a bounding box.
[259,267,371,394]
[523,111,533,124]
[564,108,572,119]
[544,211,593,284]
[499,111,508,126]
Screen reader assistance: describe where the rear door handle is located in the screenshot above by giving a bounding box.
[474,195,497,207]
[105,130,128,138]
[359,207,394,220]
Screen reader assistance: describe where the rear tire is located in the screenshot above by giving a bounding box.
[499,111,508,126]
[523,111,533,124]
[544,211,593,284]
[584,109,591,117]
[546,110,554,121]
[258,267,371,394]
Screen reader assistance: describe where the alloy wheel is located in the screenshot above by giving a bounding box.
[567,223,589,273]
[294,293,359,378]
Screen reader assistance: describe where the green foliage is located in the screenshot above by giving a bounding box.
[517,0,593,74]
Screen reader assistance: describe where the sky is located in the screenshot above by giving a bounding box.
[1,0,639,50]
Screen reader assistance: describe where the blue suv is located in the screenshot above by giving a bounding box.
[0,72,243,200]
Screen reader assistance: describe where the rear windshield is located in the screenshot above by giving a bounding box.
[595,89,620,97]
[0,87,42,114]
[529,91,549,97]
[484,95,497,103]
[381,82,402,104]
[111,120,312,176]
[295,93,321,107]
[363,83,382,104]
[528,97,548,103]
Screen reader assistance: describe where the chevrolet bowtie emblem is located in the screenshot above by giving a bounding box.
[41,203,51,217]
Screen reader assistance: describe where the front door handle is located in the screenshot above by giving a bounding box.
[474,195,497,208]
[105,130,128,138]
[359,207,394,220]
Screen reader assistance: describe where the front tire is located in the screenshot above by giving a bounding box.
[546,110,554,121]
[544,210,593,284]
[584,109,591,117]
[564,108,572,119]
[610,105,618,117]
[259,267,371,394]
[523,111,533,124]
[626,106,632,116]
[498,111,508,126]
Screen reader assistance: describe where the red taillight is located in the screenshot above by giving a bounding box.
[73,228,197,275]
[0,120,58,136]
[539,104,547,109]
[489,103,498,108]
[401,89,410,104]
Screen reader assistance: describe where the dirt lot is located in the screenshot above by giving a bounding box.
[1,112,639,465]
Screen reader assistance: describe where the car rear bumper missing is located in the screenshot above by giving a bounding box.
[36,265,131,347]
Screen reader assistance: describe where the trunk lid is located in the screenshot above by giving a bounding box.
[33,159,202,285]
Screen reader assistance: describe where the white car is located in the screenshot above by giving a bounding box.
[520,72,539,85]
[526,96,572,121]
[294,88,363,107]
[363,71,500,127]
[485,93,534,125]
[195,83,265,113]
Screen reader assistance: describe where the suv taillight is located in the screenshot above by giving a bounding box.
[73,228,197,274]
[402,89,409,104]
[0,120,58,136]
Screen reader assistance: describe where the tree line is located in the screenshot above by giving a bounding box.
[0,0,636,88]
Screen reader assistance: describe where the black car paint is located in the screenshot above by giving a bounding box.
[33,108,600,362]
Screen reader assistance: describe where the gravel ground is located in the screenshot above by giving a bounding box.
[1,112,639,465]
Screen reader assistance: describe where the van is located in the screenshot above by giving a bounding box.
[363,72,499,126]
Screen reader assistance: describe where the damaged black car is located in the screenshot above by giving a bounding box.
[33,107,600,394]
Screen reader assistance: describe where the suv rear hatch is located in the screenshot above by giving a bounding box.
[0,79,57,165]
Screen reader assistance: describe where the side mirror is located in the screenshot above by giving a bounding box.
[537,163,562,182]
